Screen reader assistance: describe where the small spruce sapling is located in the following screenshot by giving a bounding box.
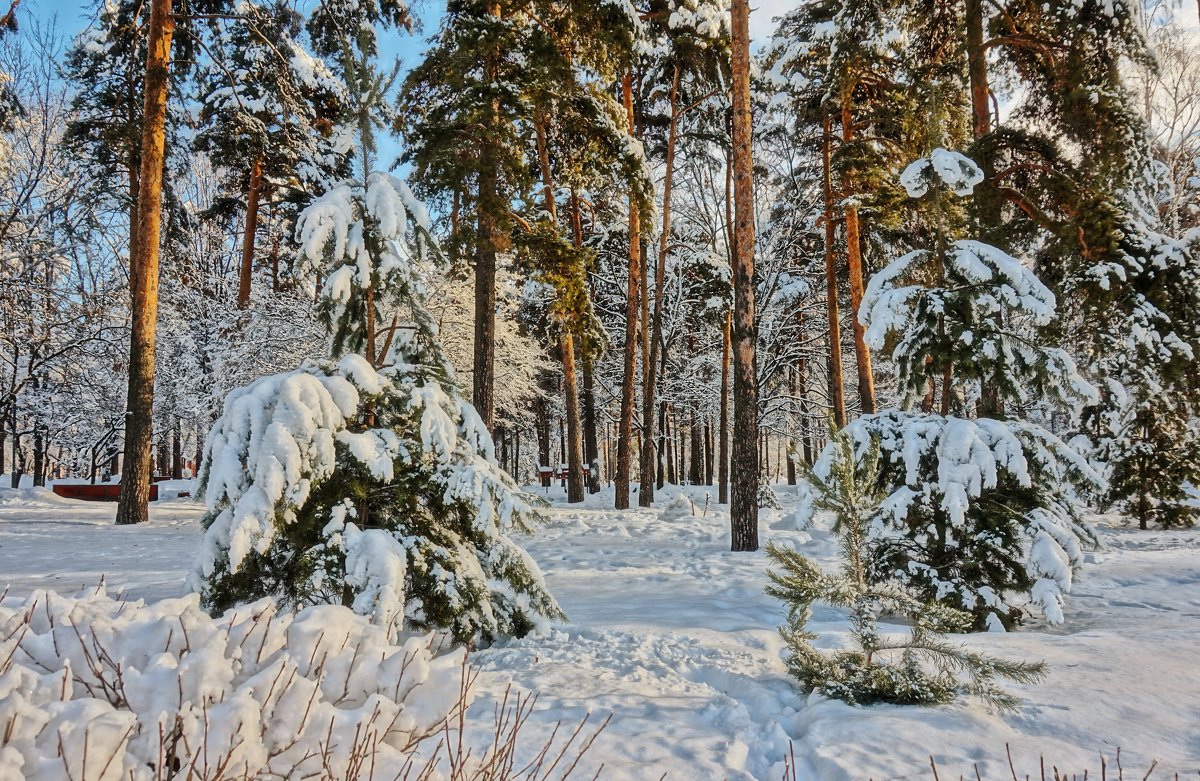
[766,429,1046,709]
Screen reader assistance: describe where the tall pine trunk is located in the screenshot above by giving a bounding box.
[614,71,640,511]
[237,150,263,309]
[840,91,875,415]
[821,113,848,428]
[116,0,173,525]
[573,191,602,494]
[472,1,502,433]
[718,309,730,503]
[534,111,584,502]
[730,0,759,552]
[641,63,682,507]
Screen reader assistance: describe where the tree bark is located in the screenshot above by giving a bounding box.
[472,1,503,433]
[840,92,876,415]
[561,333,584,501]
[171,420,182,479]
[32,424,44,488]
[704,418,714,485]
[641,63,682,507]
[787,366,798,485]
[574,192,601,494]
[718,309,730,504]
[237,150,263,309]
[116,0,173,525]
[535,391,551,486]
[730,0,759,552]
[534,110,584,503]
[821,113,848,429]
[688,413,702,485]
[614,71,640,511]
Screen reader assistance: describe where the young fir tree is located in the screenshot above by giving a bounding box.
[767,428,1046,709]
[192,50,561,645]
[808,149,1103,631]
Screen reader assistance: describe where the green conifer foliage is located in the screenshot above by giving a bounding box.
[194,167,563,644]
[194,2,348,223]
[767,429,1046,709]
[193,48,561,645]
[809,150,1101,631]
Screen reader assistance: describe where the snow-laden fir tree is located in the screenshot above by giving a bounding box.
[801,149,1102,631]
[191,50,561,644]
[767,428,1046,709]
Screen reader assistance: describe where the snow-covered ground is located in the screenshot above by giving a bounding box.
[0,484,1197,780]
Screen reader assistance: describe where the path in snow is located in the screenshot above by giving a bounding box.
[0,484,1197,779]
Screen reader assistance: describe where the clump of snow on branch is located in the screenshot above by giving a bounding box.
[0,588,464,781]
[860,153,1098,408]
[899,148,985,198]
[296,171,435,333]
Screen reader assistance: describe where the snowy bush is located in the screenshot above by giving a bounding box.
[193,168,562,644]
[0,588,465,780]
[802,413,1100,629]
[768,432,1046,709]
[812,149,1102,630]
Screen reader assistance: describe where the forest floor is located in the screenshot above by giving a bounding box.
[0,483,1197,780]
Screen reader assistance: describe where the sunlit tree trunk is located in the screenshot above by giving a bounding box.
[237,150,263,309]
[730,0,759,551]
[116,0,173,525]
[535,111,584,502]
[821,113,848,429]
[840,90,876,415]
[615,71,640,511]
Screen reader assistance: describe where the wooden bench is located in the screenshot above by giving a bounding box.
[51,483,159,502]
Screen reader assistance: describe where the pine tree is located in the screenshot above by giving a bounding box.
[954,0,1200,527]
[194,0,347,309]
[0,0,21,130]
[767,429,1046,709]
[810,149,1101,630]
[399,0,644,460]
[193,59,561,641]
[729,0,759,551]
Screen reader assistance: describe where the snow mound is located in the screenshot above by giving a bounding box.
[0,589,464,780]
[662,493,695,520]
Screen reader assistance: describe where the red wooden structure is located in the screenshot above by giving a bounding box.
[51,483,159,502]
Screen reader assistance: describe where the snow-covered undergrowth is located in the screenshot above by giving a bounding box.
[0,488,1197,779]
[0,589,464,780]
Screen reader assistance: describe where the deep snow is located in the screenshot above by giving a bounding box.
[0,483,1197,780]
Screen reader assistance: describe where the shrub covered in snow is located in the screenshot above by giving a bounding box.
[193,169,562,644]
[801,413,1100,629]
[768,432,1046,709]
[0,588,465,780]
